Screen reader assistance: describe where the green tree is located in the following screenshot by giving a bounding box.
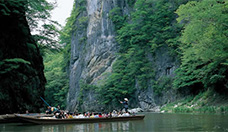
[174,0,228,92]
[44,51,69,109]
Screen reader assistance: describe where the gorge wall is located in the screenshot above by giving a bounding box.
[0,1,46,114]
[67,0,180,112]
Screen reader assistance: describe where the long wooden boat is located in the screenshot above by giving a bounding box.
[0,113,53,123]
[0,114,17,123]
[16,114,145,124]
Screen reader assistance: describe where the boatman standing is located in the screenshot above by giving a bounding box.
[120,98,128,112]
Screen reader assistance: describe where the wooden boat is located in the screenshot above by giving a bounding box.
[0,113,53,123]
[16,114,145,124]
[0,114,17,123]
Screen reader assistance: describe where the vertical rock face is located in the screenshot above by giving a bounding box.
[0,2,46,114]
[68,0,179,111]
[137,46,180,110]
[68,0,129,111]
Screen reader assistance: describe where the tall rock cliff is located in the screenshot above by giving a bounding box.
[68,0,125,112]
[67,0,180,112]
[0,1,46,114]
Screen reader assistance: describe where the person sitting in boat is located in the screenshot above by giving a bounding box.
[103,112,108,118]
[112,110,118,117]
[57,105,61,110]
[78,113,85,118]
[108,112,112,118]
[90,112,95,118]
[73,113,78,118]
[122,112,130,116]
[94,113,99,118]
[46,106,52,114]
[25,110,29,115]
[51,107,60,114]
[84,112,89,118]
[68,113,73,118]
[120,98,129,112]
[102,112,106,117]
[65,113,69,119]
[56,110,65,119]
[55,113,60,118]
[98,113,103,118]
[118,111,123,117]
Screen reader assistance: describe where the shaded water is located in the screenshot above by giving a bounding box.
[1,113,228,131]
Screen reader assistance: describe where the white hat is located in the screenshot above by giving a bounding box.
[124,98,128,101]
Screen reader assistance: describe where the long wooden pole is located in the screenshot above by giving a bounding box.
[40,97,51,107]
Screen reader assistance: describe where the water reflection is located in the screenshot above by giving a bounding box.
[33,121,131,132]
[1,113,228,132]
[30,121,130,132]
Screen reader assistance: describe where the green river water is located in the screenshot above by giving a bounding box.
[0,112,228,132]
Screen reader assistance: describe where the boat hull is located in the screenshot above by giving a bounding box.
[0,113,53,123]
[16,115,145,124]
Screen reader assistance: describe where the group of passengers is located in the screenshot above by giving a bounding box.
[45,98,131,119]
[52,110,131,119]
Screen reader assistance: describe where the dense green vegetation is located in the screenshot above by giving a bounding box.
[43,52,69,109]
[1,0,227,113]
[161,89,228,113]
[161,0,228,113]
[0,0,53,113]
[173,0,228,93]
[0,0,60,51]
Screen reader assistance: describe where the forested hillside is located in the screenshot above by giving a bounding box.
[55,0,227,112]
[98,0,184,107]
[1,0,226,114]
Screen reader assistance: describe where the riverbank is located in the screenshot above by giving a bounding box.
[160,89,228,114]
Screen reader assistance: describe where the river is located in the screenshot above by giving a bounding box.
[1,112,228,131]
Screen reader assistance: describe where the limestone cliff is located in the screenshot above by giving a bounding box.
[67,0,125,112]
[67,0,180,112]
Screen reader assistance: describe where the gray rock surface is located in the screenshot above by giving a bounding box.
[67,0,180,112]
[67,0,130,112]
[141,46,180,110]
[128,108,143,113]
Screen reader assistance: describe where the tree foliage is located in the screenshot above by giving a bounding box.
[174,0,228,92]
[44,51,69,109]
[0,0,61,51]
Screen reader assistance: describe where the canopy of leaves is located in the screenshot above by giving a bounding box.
[44,52,69,109]
[0,0,61,51]
[174,0,228,92]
